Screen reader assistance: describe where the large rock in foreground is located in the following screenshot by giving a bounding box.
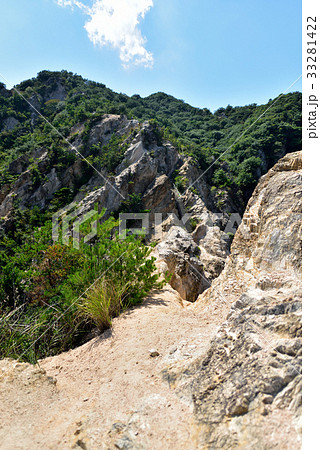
[165,151,302,449]
[0,152,302,449]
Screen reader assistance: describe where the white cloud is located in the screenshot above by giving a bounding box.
[57,0,154,68]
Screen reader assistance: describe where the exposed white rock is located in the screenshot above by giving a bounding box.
[2,116,20,131]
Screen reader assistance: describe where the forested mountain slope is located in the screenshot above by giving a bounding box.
[0,70,301,199]
[0,71,301,363]
[0,151,302,450]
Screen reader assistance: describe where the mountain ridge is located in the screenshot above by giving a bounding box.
[0,151,302,449]
[0,70,301,360]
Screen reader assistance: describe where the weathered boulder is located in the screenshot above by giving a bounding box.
[166,151,302,448]
[192,221,229,280]
[87,114,138,147]
[155,226,209,302]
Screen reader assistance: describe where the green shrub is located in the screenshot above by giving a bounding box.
[0,216,166,362]
[174,175,188,194]
[212,168,232,189]
[78,277,129,331]
[119,193,142,213]
[227,232,235,242]
[189,217,200,231]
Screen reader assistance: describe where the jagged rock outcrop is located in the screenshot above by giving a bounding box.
[154,216,230,302]
[0,115,232,299]
[155,226,208,302]
[74,121,182,218]
[141,174,177,214]
[163,151,302,448]
[87,114,139,147]
[0,152,302,449]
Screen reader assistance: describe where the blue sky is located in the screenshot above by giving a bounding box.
[0,0,301,112]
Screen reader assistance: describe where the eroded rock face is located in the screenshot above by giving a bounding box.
[87,114,139,147]
[166,151,302,448]
[189,287,302,449]
[192,221,229,281]
[44,81,67,102]
[0,115,238,303]
[142,174,177,214]
[154,217,230,302]
[199,151,302,305]
[74,122,182,219]
[155,226,208,302]
[0,115,141,218]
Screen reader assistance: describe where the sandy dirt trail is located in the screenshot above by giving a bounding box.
[0,286,231,450]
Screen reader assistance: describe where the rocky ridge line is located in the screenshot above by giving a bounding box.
[162,151,302,449]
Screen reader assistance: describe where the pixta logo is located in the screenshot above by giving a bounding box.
[119,212,243,239]
[52,202,98,249]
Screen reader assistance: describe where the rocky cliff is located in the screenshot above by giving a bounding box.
[0,72,303,448]
[162,151,302,449]
[0,114,233,301]
[0,151,302,449]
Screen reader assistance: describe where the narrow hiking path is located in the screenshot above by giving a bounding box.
[0,285,231,450]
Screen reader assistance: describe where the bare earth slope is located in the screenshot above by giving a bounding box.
[0,151,302,449]
[0,287,231,449]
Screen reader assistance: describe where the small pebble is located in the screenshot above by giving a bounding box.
[262,394,273,405]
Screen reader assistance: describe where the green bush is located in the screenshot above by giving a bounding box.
[212,168,232,189]
[0,217,165,362]
[235,156,262,190]
[78,277,129,331]
[189,217,200,231]
[99,134,129,174]
[174,175,188,194]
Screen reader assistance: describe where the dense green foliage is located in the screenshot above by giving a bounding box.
[86,133,130,174]
[0,70,301,197]
[0,215,164,362]
[0,71,302,362]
